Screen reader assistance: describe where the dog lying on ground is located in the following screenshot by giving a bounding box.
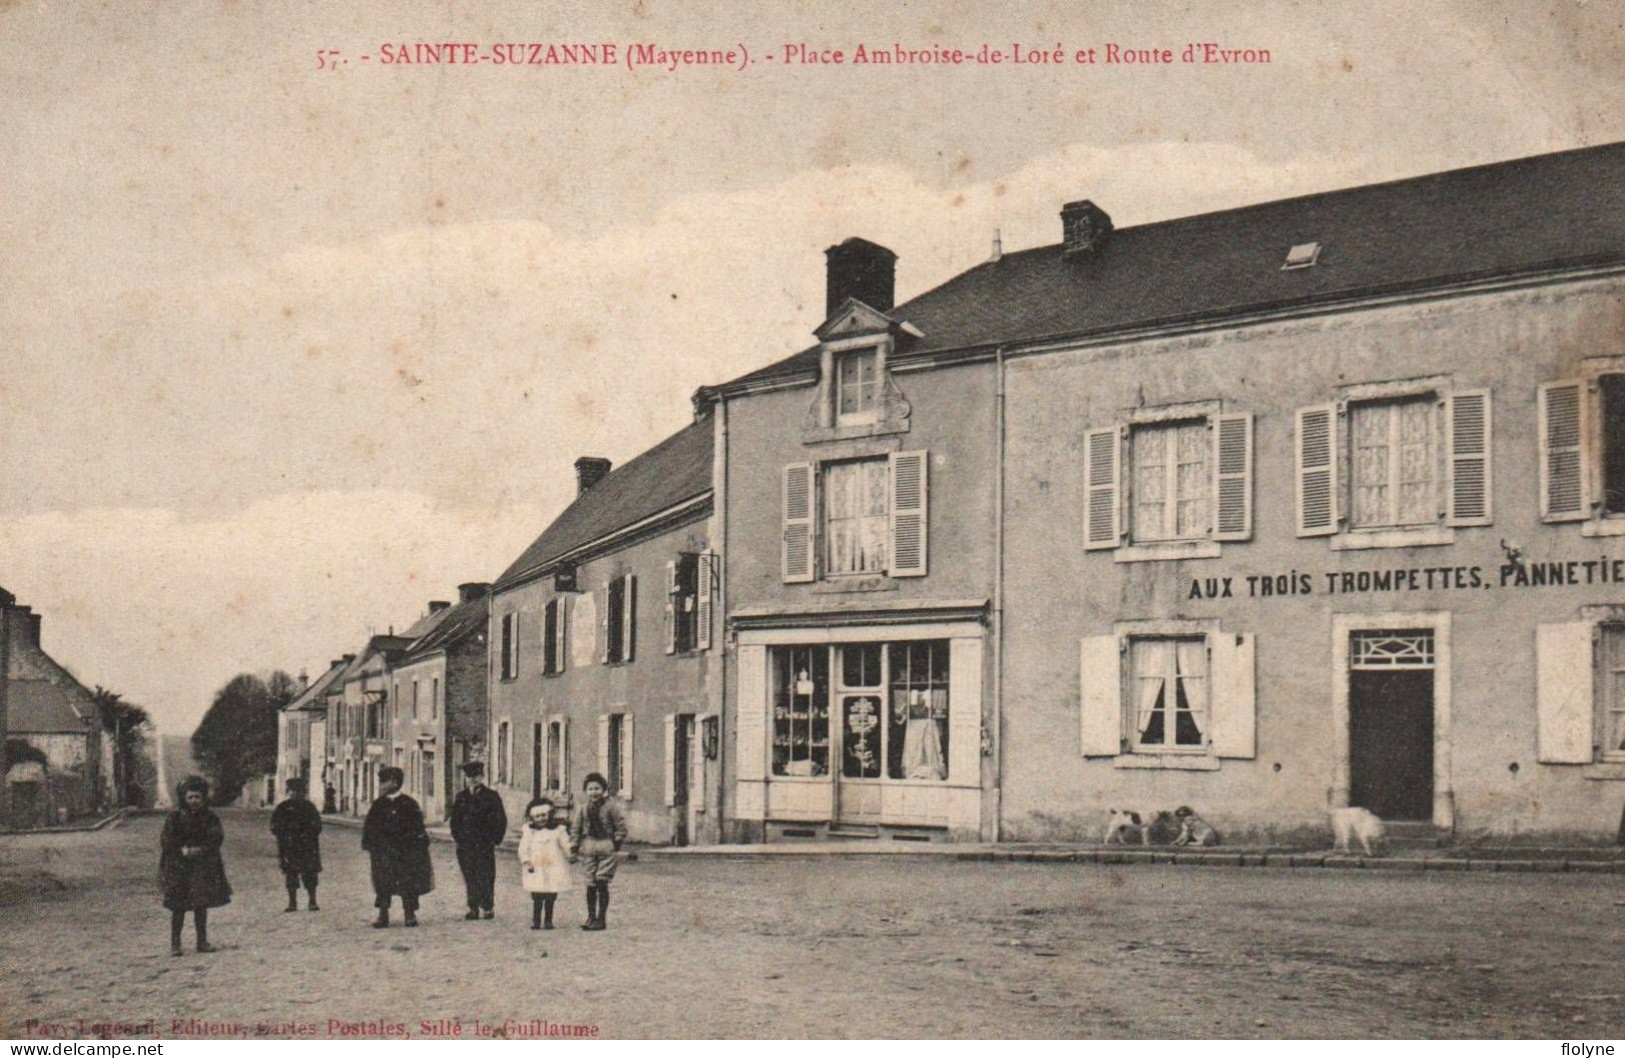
[1103,808,1150,845]
[1172,805,1220,847]
[1330,806,1385,855]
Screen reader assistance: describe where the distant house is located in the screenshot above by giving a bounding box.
[277,658,346,803]
[389,583,492,824]
[1,588,104,827]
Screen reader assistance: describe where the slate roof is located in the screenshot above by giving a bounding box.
[285,660,346,714]
[7,680,94,733]
[721,141,1625,390]
[400,594,487,663]
[495,418,713,589]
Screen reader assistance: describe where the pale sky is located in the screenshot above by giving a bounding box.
[2,0,1621,734]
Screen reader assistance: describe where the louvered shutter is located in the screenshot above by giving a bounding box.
[782,463,815,583]
[598,715,611,778]
[1079,635,1122,756]
[1209,632,1256,758]
[663,714,677,807]
[663,560,678,654]
[1083,428,1121,550]
[1539,381,1587,522]
[1536,623,1594,763]
[888,450,928,576]
[600,586,612,664]
[556,597,568,673]
[696,551,714,651]
[1295,405,1338,536]
[735,645,767,782]
[620,716,635,800]
[1446,390,1493,526]
[1212,413,1254,541]
[691,718,708,812]
[623,574,636,662]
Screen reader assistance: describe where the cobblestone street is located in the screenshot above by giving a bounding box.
[1,811,1621,1039]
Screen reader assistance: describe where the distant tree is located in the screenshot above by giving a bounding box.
[191,671,298,805]
[92,686,152,808]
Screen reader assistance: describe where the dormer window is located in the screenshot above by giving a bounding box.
[836,348,881,424]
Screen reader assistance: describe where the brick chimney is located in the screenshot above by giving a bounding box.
[825,237,897,317]
[428,600,451,615]
[1060,200,1113,257]
[575,457,612,495]
[458,582,492,604]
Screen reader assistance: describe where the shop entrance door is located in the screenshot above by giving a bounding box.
[1347,630,1435,822]
[834,644,885,826]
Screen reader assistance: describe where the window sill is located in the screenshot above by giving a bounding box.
[1329,527,1455,551]
[1579,519,1625,538]
[1113,754,1220,771]
[801,419,910,445]
[1581,762,1625,781]
[1114,540,1222,564]
[812,575,897,594]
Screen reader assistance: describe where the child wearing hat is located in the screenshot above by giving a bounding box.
[516,796,571,929]
[568,772,627,931]
[269,777,323,911]
[160,776,232,955]
[449,760,507,920]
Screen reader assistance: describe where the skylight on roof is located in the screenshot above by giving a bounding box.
[1281,242,1321,270]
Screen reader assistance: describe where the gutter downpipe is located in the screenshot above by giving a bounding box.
[993,344,1006,842]
[712,396,730,844]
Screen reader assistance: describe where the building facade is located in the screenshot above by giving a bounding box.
[701,141,1625,845]
[389,583,492,824]
[278,660,345,802]
[486,425,723,845]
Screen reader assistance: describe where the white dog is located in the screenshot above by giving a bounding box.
[1103,808,1150,846]
[1330,806,1385,855]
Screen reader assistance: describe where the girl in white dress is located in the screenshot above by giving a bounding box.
[517,797,572,930]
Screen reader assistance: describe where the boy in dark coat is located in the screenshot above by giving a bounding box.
[569,772,628,931]
[160,776,231,956]
[449,760,508,920]
[270,777,323,911]
[361,766,433,927]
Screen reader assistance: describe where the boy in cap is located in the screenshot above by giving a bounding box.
[449,760,508,920]
[269,777,323,910]
[569,772,628,931]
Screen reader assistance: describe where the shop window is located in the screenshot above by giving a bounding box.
[771,641,951,782]
[771,646,830,777]
[782,452,927,582]
[1129,637,1209,752]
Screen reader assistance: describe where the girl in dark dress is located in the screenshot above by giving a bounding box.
[270,777,323,911]
[160,776,231,956]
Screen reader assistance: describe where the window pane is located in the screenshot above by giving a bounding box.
[1133,427,1168,539]
[841,643,882,688]
[886,640,949,780]
[1174,423,1210,537]
[1395,400,1433,524]
[1133,421,1208,541]
[824,460,888,575]
[1352,403,1391,527]
[841,695,883,778]
[772,646,829,777]
[1131,637,1206,750]
[1603,376,1625,515]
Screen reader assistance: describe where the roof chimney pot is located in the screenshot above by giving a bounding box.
[575,457,612,495]
[1060,200,1113,257]
[824,237,897,318]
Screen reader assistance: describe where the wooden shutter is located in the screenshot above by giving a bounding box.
[558,597,569,673]
[692,717,708,812]
[1295,405,1338,536]
[663,560,678,654]
[1212,413,1254,541]
[1536,622,1594,763]
[623,574,636,662]
[1079,635,1122,756]
[1209,632,1257,759]
[735,645,767,781]
[696,551,714,651]
[598,715,612,778]
[782,463,815,583]
[1539,381,1587,522]
[1446,390,1493,526]
[560,717,571,792]
[663,714,677,807]
[889,450,928,577]
[600,585,612,663]
[620,715,635,800]
[1083,427,1121,550]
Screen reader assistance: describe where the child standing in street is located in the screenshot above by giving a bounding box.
[569,772,627,931]
[159,776,232,956]
[516,796,571,930]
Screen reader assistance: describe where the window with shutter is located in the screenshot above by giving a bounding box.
[1083,428,1121,550]
[664,559,679,655]
[1536,622,1595,763]
[696,551,714,651]
[542,600,559,675]
[1539,381,1587,521]
[1296,405,1338,536]
[889,450,928,577]
[1131,421,1209,542]
[1213,413,1253,541]
[782,463,815,583]
[1446,390,1492,526]
[824,458,888,576]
